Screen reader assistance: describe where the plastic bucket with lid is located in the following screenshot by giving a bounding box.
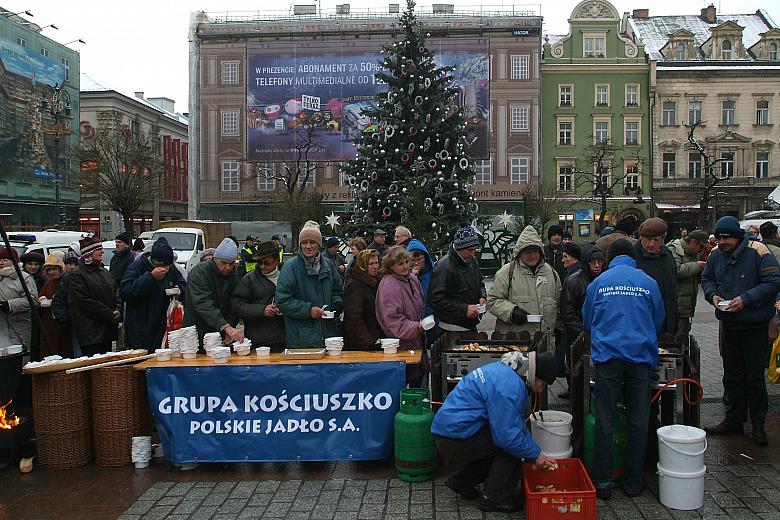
[657,463,706,510]
[657,425,707,473]
[530,411,572,455]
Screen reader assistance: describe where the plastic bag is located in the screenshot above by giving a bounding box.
[769,334,780,384]
[165,298,184,347]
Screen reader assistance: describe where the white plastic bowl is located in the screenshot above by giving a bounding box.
[256,347,271,357]
[476,304,487,314]
[326,347,343,357]
[213,355,229,364]
[134,460,150,469]
[322,310,335,319]
[527,314,543,323]
[383,346,398,355]
[420,316,436,330]
[5,345,23,355]
[182,351,197,359]
[155,349,172,361]
[40,299,52,308]
[717,300,731,311]
[165,287,180,296]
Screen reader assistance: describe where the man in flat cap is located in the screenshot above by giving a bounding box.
[368,229,388,258]
[666,229,708,335]
[633,217,678,335]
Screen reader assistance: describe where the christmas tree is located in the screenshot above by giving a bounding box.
[343,0,479,247]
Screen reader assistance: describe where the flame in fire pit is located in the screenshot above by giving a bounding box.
[0,400,20,429]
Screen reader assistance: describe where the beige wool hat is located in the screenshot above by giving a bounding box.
[299,220,323,247]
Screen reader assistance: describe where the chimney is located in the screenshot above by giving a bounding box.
[632,9,649,18]
[134,91,144,99]
[700,4,716,24]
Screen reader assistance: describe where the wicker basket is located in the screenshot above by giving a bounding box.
[132,369,152,436]
[91,366,136,466]
[32,371,93,470]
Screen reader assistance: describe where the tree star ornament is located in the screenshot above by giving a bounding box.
[325,212,341,230]
[497,211,515,229]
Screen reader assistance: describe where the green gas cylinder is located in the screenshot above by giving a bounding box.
[583,393,627,482]
[394,388,436,482]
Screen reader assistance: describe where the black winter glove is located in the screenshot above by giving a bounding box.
[511,306,529,325]
[0,301,9,313]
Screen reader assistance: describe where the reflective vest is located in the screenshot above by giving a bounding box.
[243,246,257,272]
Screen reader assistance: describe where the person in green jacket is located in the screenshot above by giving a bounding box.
[275,221,343,348]
[666,230,708,335]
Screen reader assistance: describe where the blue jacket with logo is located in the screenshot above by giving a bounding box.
[701,238,780,328]
[582,255,665,367]
[431,361,540,461]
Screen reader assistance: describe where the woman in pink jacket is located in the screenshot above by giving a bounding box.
[375,246,425,349]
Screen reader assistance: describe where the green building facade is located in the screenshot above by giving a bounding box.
[0,9,80,230]
[541,0,652,239]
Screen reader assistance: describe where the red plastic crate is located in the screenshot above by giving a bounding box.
[523,458,597,519]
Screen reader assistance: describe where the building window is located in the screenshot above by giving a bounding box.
[625,121,640,145]
[720,152,734,177]
[688,152,702,178]
[510,55,529,80]
[62,57,70,81]
[662,153,676,178]
[594,121,609,143]
[625,163,640,189]
[221,161,240,192]
[222,61,239,85]
[558,165,573,191]
[221,111,239,136]
[770,42,778,60]
[510,157,529,184]
[676,43,686,61]
[721,40,732,60]
[558,121,573,145]
[625,84,639,106]
[756,100,770,125]
[756,152,769,178]
[595,85,609,106]
[40,48,48,57]
[662,101,677,126]
[559,85,573,107]
[510,106,529,131]
[722,100,736,126]
[474,160,492,185]
[257,163,276,191]
[584,35,606,57]
[688,101,703,125]
[595,165,610,190]
[16,37,25,48]
[302,170,316,187]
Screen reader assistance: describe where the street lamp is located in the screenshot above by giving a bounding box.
[63,38,85,45]
[0,10,33,17]
[40,82,72,229]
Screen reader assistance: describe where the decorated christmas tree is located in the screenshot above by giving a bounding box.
[343,0,479,247]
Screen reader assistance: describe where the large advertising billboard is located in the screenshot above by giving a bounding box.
[246,38,488,162]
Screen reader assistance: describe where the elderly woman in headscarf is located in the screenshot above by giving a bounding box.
[343,248,383,350]
[38,251,72,358]
[375,246,425,349]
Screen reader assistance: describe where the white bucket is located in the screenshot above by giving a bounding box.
[530,411,573,455]
[657,425,707,473]
[657,463,706,510]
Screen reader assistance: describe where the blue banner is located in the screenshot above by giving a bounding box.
[146,362,406,463]
[33,166,61,180]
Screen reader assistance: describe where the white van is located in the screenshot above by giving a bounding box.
[8,230,87,245]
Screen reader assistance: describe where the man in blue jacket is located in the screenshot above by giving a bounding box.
[701,216,780,446]
[431,351,557,513]
[582,239,665,500]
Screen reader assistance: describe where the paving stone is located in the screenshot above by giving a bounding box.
[231,482,258,498]
[596,510,619,520]
[219,499,249,514]
[458,504,484,519]
[759,513,780,520]
[345,479,368,489]
[310,504,335,519]
[410,490,433,503]
[263,501,293,517]
[482,513,512,520]
[194,481,217,488]
[366,479,389,491]
[742,476,774,490]
[124,501,156,515]
[411,480,433,489]
[138,484,171,501]
[157,495,183,507]
[722,508,762,519]
[704,478,728,493]
[729,481,763,498]
[358,504,385,519]
[385,515,411,520]
[389,479,411,489]
[255,482,281,494]
[117,515,141,520]
[285,513,312,520]
[757,488,780,502]
[639,503,674,519]
[410,503,434,518]
[166,515,190,520]
[323,479,346,490]
[701,496,726,516]
[727,465,759,477]
[145,507,181,519]
[332,513,358,520]
[168,482,196,496]
[670,511,704,520]
[317,490,341,504]
[273,489,300,502]
[336,498,361,512]
[186,487,212,500]
[190,507,219,520]
[299,481,325,496]
[741,497,777,514]
[433,485,455,498]
[212,514,238,520]
[237,507,265,519]
[278,480,303,491]
[710,492,745,509]
[173,500,202,515]
[386,499,410,514]
[341,486,364,499]
[433,512,459,520]
[388,487,411,500]
[248,493,274,507]
[752,464,779,477]
[433,496,458,511]
[363,490,387,504]
[291,496,318,511]
[202,492,230,506]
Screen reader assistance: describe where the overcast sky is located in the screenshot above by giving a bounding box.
[3,0,777,113]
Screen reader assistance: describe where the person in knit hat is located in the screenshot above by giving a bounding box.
[38,252,71,359]
[20,251,46,291]
[759,221,780,265]
[701,215,780,446]
[562,242,582,281]
[51,246,80,355]
[0,247,37,350]
[632,217,678,335]
[596,218,637,260]
[543,224,565,281]
[121,237,186,349]
[184,237,242,348]
[276,221,343,348]
[110,231,135,290]
[583,237,665,500]
[666,229,709,335]
[67,236,118,356]
[428,224,487,398]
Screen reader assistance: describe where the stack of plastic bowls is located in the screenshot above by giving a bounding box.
[211,346,231,364]
[203,332,222,356]
[131,436,152,468]
[233,339,252,356]
[155,348,172,362]
[380,338,400,355]
[170,326,199,359]
[325,337,344,356]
